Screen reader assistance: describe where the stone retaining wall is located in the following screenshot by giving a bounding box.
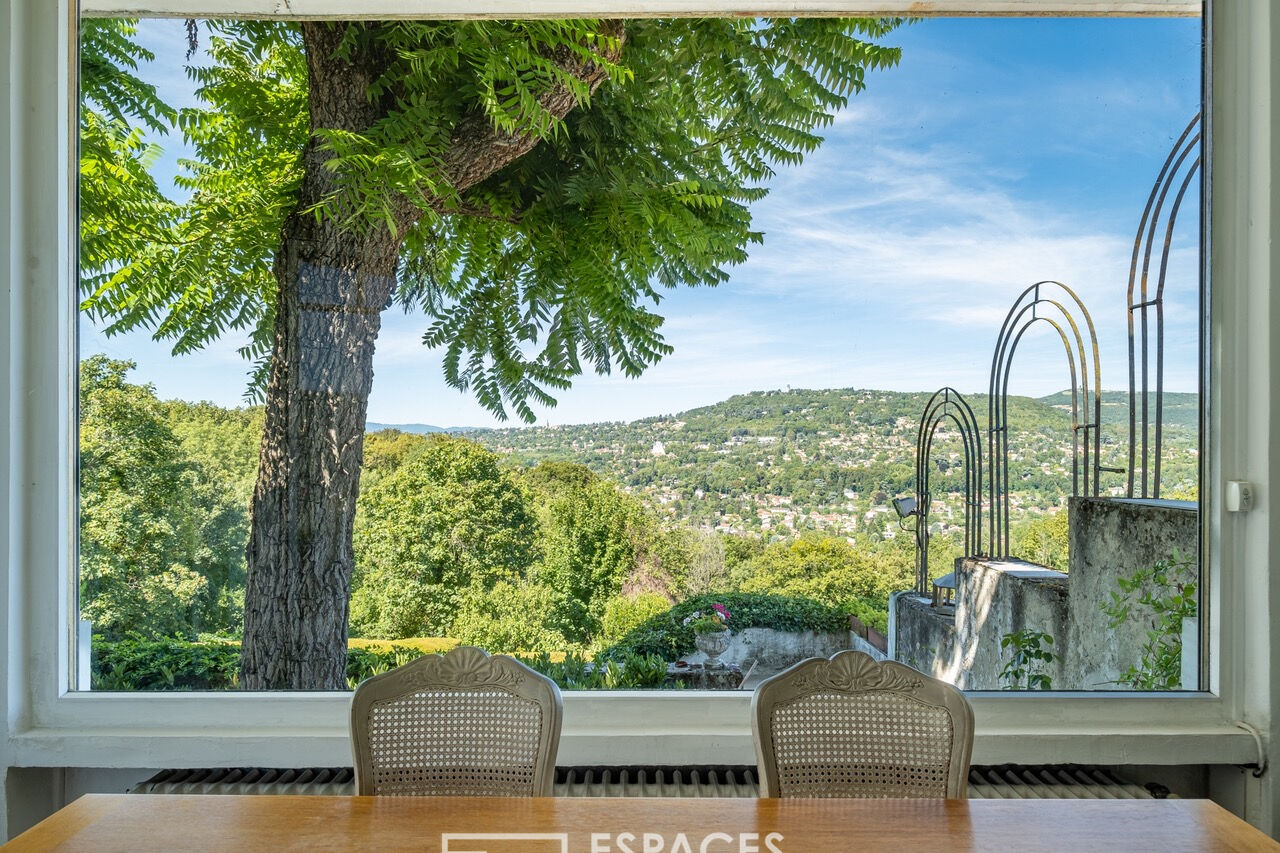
[893,497,1198,691]
[681,628,850,669]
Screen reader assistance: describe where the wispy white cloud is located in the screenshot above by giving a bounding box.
[738,146,1140,361]
[91,17,1203,428]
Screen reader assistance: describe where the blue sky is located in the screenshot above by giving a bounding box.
[81,16,1203,428]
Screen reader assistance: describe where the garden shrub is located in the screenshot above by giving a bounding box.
[450,581,586,654]
[597,592,849,662]
[841,595,890,635]
[92,636,459,690]
[98,595,848,689]
[515,651,669,690]
[93,636,669,690]
[346,637,459,655]
[598,592,672,648]
[91,636,242,690]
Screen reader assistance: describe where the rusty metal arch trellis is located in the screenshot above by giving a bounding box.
[912,387,983,595]
[987,281,1102,559]
[1127,113,1201,499]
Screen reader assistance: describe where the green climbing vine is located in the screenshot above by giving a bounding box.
[1101,551,1198,690]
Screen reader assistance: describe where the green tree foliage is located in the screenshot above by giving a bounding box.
[599,591,672,648]
[79,19,179,294]
[1011,509,1069,571]
[82,18,903,418]
[522,462,670,640]
[723,533,767,573]
[844,594,890,635]
[450,580,584,653]
[82,21,308,384]
[79,357,246,638]
[736,535,914,608]
[361,429,433,482]
[157,400,263,628]
[409,18,905,419]
[350,435,537,638]
[682,529,730,596]
[162,400,263,507]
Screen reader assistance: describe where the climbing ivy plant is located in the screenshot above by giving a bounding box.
[1101,551,1198,690]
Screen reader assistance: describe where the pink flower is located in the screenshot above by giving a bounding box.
[712,603,731,621]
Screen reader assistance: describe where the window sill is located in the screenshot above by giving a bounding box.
[11,690,1259,768]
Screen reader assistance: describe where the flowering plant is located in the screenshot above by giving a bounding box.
[683,603,731,635]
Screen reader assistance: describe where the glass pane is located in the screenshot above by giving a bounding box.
[76,15,1202,691]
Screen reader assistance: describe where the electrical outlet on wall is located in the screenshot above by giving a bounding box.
[1226,480,1255,512]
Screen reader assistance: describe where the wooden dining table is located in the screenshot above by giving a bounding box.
[4,794,1278,852]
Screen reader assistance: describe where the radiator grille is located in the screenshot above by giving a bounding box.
[130,764,1166,799]
[131,767,355,796]
[967,764,1167,799]
[556,765,758,798]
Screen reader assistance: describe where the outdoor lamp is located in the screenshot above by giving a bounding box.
[891,496,917,519]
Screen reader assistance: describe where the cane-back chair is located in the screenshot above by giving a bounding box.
[752,650,974,799]
[350,646,562,796]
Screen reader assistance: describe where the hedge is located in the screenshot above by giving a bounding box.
[91,637,666,690]
[90,637,462,691]
[92,593,849,690]
[597,592,849,662]
[91,636,243,690]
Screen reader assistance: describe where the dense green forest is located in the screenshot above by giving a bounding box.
[79,355,1198,659]
[469,387,1198,540]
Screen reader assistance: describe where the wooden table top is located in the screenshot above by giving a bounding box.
[4,794,1277,852]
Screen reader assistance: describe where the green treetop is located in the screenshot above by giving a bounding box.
[81,17,904,688]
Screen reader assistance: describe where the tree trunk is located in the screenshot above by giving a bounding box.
[241,24,401,690]
[240,21,625,690]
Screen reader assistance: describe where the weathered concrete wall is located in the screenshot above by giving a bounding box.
[952,559,1069,690]
[1065,497,1198,689]
[894,497,1198,691]
[682,628,849,669]
[895,559,1069,690]
[894,594,957,679]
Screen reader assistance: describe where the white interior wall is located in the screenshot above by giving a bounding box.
[1207,0,1280,832]
[5,0,1280,841]
[0,0,13,842]
[0,0,66,840]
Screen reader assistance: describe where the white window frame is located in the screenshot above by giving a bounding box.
[4,0,1275,805]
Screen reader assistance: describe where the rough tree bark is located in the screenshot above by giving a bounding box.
[241,21,623,690]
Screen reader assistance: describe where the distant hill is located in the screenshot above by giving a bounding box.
[183,385,1197,541]
[1039,389,1200,430]
[365,422,488,435]
[457,387,1199,539]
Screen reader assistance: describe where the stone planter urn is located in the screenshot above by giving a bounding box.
[695,630,732,669]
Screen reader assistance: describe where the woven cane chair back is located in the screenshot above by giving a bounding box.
[752,650,974,799]
[350,646,562,796]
